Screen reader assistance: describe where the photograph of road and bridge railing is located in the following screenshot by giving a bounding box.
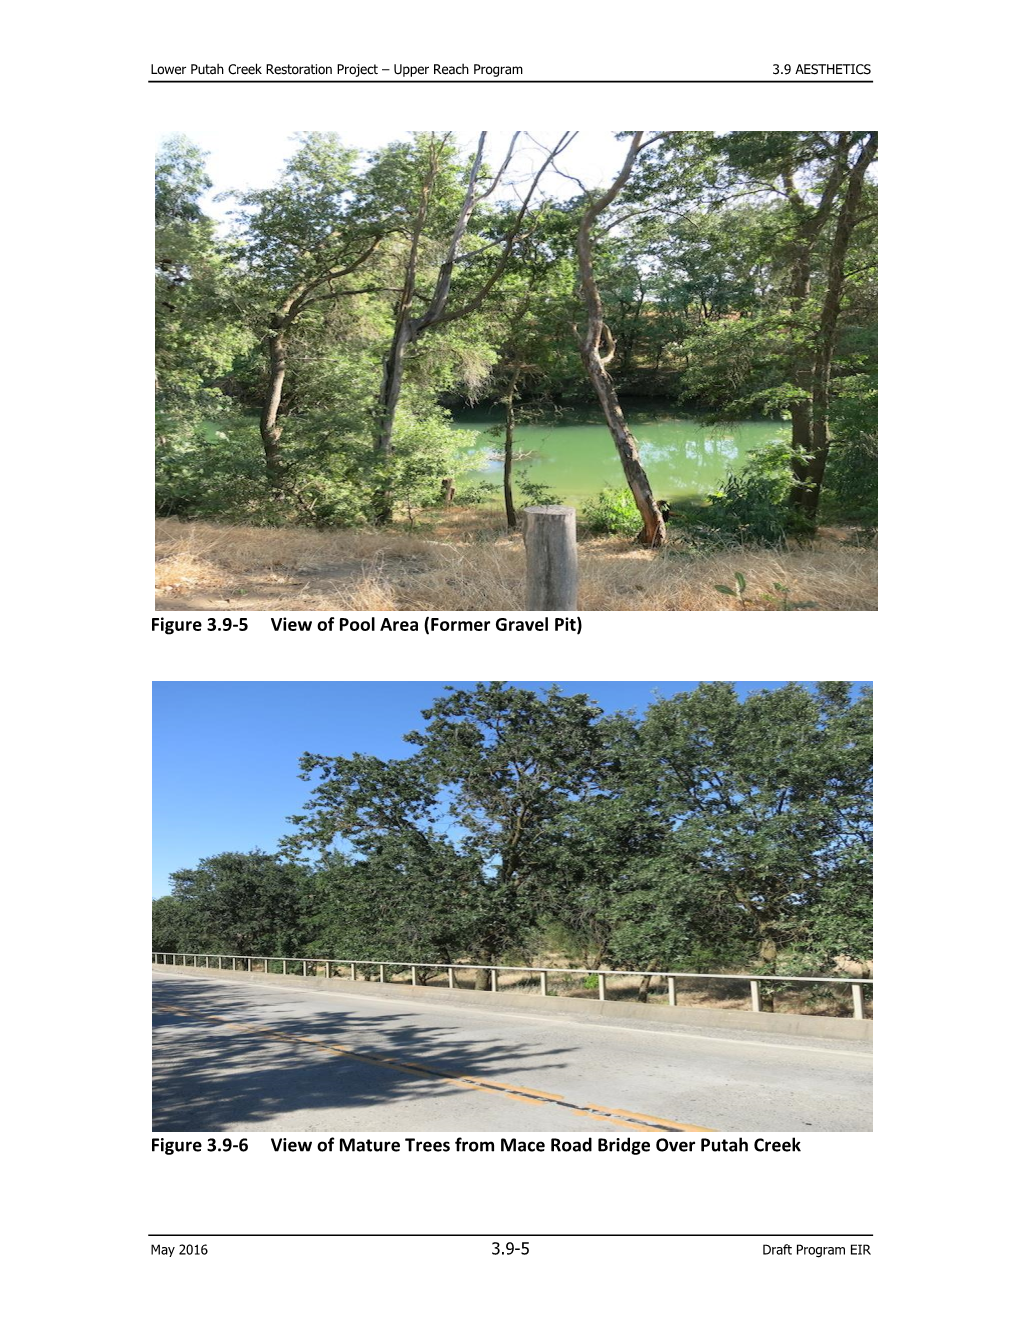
[155,130,878,612]
[153,680,873,1133]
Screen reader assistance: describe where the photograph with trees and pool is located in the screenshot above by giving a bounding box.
[153,681,874,1132]
[155,131,878,612]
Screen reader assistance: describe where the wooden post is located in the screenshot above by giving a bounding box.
[524,506,578,610]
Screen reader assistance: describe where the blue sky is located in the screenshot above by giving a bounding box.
[152,681,869,896]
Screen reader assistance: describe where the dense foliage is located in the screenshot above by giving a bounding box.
[153,683,873,987]
[155,131,877,535]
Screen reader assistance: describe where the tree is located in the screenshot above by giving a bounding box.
[576,133,667,547]
[155,135,245,438]
[165,851,311,957]
[370,132,574,519]
[609,682,873,993]
[226,134,391,490]
[151,895,201,954]
[483,223,577,529]
[800,133,878,516]
[713,132,878,518]
[302,847,476,976]
[285,682,609,986]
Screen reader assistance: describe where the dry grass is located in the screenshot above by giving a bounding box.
[233,961,868,1018]
[155,516,877,612]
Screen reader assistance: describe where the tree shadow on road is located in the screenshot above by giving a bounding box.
[151,976,576,1132]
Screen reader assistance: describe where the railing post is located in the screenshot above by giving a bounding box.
[350,962,356,981]
[448,966,455,990]
[302,959,307,976]
[410,965,418,987]
[668,976,676,1007]
[491,967,498,992]
[597,973,607,1002]
[379,963,385,983]
[540,971,548,997]
[851,983,864,1020]
[218,956,222,970]
[749,979,761,1012]
[523,506,578,610]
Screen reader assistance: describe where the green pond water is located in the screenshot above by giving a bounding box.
[452,404,788,505]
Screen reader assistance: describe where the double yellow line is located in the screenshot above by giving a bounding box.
[154,999,712,1133]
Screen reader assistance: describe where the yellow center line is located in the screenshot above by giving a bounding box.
[154,999,713,1133]
[591,1105,712,1133]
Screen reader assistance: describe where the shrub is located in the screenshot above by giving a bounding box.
[154,410,471,529]
[516,478,563,507]
[580,487,644,537]
[682,442,795,544]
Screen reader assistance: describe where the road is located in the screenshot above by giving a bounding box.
[152,971,872,1133]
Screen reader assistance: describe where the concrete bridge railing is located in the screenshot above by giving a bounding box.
[152,952,872,1020]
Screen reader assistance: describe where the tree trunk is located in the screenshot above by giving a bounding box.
[576,134,666,548]
[792,133,878,519]
[377,318,411,459]
[757,933,778,1011]
[581,345,666,546]
[787,252,815,501]
[504,366,521,530]
[474,967,491,991]
[373,311,414,521]
[779,139,851,509]
[259,331,289,490]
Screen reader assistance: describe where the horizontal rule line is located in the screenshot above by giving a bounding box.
[148,1233,874,1238]
[148,79,874,85]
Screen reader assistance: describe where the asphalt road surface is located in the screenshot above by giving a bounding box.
[152,971,872,1133]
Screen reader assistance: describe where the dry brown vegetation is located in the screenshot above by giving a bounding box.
[215,958,869,1018]
[155,514,877,612]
